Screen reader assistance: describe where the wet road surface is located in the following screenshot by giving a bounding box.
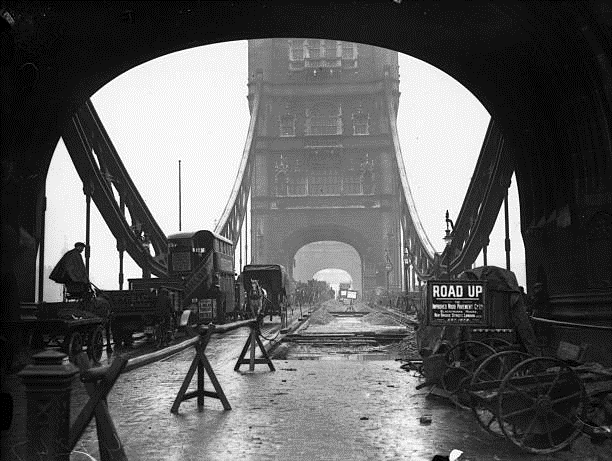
[2,301,610,460]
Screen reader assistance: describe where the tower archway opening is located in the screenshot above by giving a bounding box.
[293,241,362,295]
[312,269,353,300]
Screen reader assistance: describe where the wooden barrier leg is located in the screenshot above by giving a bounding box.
[74,353,127,461]
[249,329,256,371]
[197,356,204,412]
[171,329,231,413]
[234,324,276,372]
[171,351,199,414]
[234,331,252,371]
[199,353,231,410]
[254,332,276,372]
[68,356,127,452]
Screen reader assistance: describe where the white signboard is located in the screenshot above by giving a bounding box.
[427,281,487,326]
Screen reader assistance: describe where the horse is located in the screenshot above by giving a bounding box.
[247,279,267,319]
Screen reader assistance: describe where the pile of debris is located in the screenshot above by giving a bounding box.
[396,334,420,360]
[361,312,402,326]
[308,309,338,325]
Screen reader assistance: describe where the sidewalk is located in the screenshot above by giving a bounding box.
[0,310,307,460]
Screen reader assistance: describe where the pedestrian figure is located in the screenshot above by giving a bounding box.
[49,242,90,299]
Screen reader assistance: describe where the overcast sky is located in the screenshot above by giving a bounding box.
[40,40,524,300]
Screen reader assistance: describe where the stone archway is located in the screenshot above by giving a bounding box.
[2,2,610,313]
[294,242,362,294]
[277,224,379,296]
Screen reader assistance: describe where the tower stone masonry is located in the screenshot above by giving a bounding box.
[248,38,407,297]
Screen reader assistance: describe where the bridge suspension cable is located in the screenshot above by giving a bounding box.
[384,77,437,280]
[213,74,263,249]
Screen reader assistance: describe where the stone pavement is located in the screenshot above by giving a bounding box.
[2,308,611,461]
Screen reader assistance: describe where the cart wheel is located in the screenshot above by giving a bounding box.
[480,337,514,351]
[497,356,586,454]
[65,331,83,359]
[441,366,473,409]
[445,341,496,371]
[87,326,104,363]
[469,351,532,437]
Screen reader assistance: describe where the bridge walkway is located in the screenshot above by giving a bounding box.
[2,310,609,460]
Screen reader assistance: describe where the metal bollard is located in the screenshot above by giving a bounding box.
[18,349,79,460]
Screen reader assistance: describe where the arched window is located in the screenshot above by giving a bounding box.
[288,39,355,73]
[306,102,342,136]
[276,171,288,196]
[279,114,295,137]
[352,105,370,135]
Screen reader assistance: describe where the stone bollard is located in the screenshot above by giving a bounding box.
[18,349,79,460]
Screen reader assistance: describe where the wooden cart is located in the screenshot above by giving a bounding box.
[468,352,612,454]
[26,303,107,363]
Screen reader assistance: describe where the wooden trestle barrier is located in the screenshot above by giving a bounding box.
[17,319,275,459]
[171,318,275,414]
[72,353,129,461]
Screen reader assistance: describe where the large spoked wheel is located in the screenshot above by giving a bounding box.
[445,341,496,371]
[87,325,104,363]
[497,356,586,454]
[65,331,83,360]
[441,366,473,409]
[469,351,532,437]
[480,337,514,351]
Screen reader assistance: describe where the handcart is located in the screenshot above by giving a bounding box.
[415,266,612,454]
[25,287,110,363]
[467,351,612,454]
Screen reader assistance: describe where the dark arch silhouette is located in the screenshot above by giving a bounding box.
[2,3,610,362]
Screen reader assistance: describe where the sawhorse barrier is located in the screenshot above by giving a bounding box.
[171,318,275,414]
[16,318,276,459]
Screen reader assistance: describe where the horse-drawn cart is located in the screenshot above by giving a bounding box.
[241,264,293,328]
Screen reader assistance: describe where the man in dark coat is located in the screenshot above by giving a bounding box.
[49,242,89,296]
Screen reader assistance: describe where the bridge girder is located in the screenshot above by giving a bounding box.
[2,2,610,319]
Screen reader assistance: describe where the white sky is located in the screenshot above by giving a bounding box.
[41,40,525,301]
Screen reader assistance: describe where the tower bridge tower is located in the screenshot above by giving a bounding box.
[248,38,407,297]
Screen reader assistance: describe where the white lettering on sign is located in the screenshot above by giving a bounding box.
[429,281,486,326]
[432,284,484,298]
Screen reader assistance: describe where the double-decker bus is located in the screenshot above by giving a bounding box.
[167,230,236,323]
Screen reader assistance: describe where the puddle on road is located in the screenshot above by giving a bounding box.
[273,343,401,361]
[271,315,405,361]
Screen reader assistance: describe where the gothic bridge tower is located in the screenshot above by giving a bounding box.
[248,38,409,296]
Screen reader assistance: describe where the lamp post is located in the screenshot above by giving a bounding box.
[403,248,410,292]
[384,251,393,308]
[444,210,454,280]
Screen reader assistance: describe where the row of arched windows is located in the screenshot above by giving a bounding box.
[278,104,369,137]
[275,168,374,196]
